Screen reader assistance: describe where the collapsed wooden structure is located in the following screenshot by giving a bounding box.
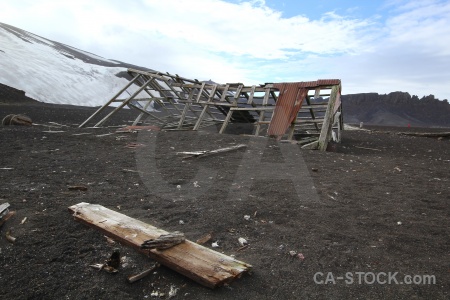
[68,203,251,288]
[80,68,343,150]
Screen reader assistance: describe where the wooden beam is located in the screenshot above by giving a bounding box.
[68,203,252,289]
[318,84,340,151]
[79,74,140,128]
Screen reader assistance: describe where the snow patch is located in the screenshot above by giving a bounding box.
[0,27,132,106]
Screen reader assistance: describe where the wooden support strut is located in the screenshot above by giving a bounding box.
[94,77,155,127]
[79,74,140,128]
[318,84,340,151]
[68,203,252,289]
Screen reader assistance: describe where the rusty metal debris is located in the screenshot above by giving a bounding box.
[79,68,343,151]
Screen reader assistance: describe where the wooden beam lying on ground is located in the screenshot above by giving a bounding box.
[176,144,247,159]
[397,131,450,138]
[68,203,252,288]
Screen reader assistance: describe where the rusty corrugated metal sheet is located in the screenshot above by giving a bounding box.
[268,83,307,138]
[267,79,341,139]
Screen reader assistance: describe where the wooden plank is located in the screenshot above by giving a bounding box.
[318,84,340,151]
[68,203,252,289]
[219,85,243,134]
[397,131,450,137]
[247,85,256,105]
[230,107,275,111]
[193,85,217,130]
[301,140,319,150]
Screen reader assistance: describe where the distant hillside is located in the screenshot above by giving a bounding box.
[342,92,450,127]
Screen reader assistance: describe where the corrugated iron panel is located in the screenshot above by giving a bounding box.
[267,80,341,138]
[268,83,307,138]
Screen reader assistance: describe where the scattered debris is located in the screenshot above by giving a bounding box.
[394,167,402,172]
[211,241,219,248]
[297,253,305,260]
[42,130,65,133]
[89,249,121,273]
[168,285,178,298]
[354,146,382,151]
[398,131,450,138]
[397,221,402,225]
[5,228,16,243]
[311,167,319,172]
[0,203,15,228]
[89,263,119,274]
[238,237,248,246]
[193,181,200,188]
[178,220,185,225]
[116,125,161,133]
[2,114,32,126]
[127,263,160,283]
[0,167,14,170]
[125,142,145,149]
[72,132,92,136]
[68,202,252,288]
[95,133,114,137]
[0,202,10,218]
[289,250,297,257]
[67,185,88,191]
[243,215,251,221]
[20,217,27,225]
[104,235,116,245]
[343,124,371,131]
[177,144,247,159]
[196,233,212,245]
[106,248,121,269]
[122,168,142,173]
[151,290,163,297]
[141,231,186,250]
[237,245,249,251]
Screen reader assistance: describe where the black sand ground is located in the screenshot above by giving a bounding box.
[0,91,449,299]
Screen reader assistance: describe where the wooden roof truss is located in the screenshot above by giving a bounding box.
[79,68,343,150]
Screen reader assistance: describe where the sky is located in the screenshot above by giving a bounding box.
[1,0,449,100]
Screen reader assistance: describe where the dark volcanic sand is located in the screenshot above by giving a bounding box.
[0,91,449,299]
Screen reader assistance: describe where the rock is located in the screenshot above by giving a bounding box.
[2,114,32,126]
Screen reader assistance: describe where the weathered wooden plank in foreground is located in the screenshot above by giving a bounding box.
[68,202,252,288]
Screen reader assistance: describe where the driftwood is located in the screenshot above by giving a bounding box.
[177,144,247,159]
[398,131,450,138]
[127,263,160,283]
[141,231,185,250]
[68,203,252,288]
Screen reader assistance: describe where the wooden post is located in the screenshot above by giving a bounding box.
[318,84,340,151]
[219,85,243,134]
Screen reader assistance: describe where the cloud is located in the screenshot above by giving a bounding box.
[0,0,449,99]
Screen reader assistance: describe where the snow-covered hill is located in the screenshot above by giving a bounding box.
[0,22,150,107]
